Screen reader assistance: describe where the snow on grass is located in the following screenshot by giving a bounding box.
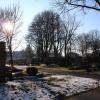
[0,80,53,100]
[43,75,100,97]
[0,75,99,100]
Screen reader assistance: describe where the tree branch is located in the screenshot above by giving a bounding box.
[67,1,100,11]
[95,0,100,6]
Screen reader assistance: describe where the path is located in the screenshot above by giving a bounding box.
[66,74,100,100]
[67,87,100,100]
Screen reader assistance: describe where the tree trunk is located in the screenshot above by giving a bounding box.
[9,43,13,68]
[64,40,67,65]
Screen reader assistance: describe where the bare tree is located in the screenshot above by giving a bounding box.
[0,5,22,67]
[24,44,34,65]
[26,11,63,63]
[52,17,64,58]
[55,0,100,12]
[77,33,90,56]
[89,30,100,54]
[62,15,80,65]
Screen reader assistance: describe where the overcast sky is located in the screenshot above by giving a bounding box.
[0,0,100,51]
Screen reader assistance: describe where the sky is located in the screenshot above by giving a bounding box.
[0,0,100,51]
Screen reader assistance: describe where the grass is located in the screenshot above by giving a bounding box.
[35,66,86,76]
[34,65,100,80]
[13,65,100,80]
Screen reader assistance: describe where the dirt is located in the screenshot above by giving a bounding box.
[67,87,100,100]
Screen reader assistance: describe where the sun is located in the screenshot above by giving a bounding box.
[3,21,14,33]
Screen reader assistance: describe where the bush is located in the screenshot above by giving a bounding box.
[26,67,38,76]
[37,73,45,78]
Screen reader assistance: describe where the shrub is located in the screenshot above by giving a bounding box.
[26,67,38,76]
[86,68,93,72]
[37,73,45,78]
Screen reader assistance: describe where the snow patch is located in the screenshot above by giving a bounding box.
[0,75,99,100]
[43,75,99,97]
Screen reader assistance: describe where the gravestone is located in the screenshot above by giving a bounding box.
[0,42,6,67]
[0,42,8,82]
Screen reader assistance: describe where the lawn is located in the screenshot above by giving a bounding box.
[36,66,86,75]
[35,65,100,79]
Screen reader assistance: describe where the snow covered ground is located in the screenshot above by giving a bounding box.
[0,75,99,100]
[43,75,100,97]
